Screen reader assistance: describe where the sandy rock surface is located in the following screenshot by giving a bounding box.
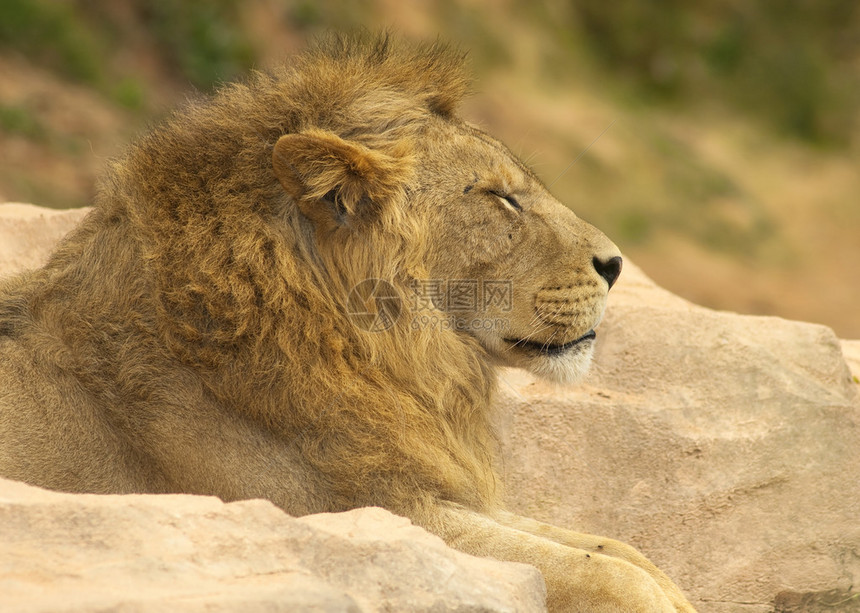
[841,340,860,382]
[2,203,859,612]
[496,262,860,613]
[0,204,90,275]
[0,478,545,613]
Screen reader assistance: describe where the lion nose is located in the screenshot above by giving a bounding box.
[592,255,622,289]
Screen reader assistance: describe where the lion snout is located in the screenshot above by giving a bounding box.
[534,284,601,325]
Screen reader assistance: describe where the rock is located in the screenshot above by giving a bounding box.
[0,203,90,275]
[842,340,860,382]
[0,477,545,613]
[495,262,860,613]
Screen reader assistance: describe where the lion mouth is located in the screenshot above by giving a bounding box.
[504,330,596,356]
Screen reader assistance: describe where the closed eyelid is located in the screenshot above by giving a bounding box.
[488,189,523,211]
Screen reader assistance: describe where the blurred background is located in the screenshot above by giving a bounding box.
[1,0,858,337]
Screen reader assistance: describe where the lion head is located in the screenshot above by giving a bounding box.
[270,51,621,387]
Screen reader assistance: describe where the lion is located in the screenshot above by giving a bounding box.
[0,35,695,612]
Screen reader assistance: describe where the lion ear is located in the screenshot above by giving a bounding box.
[272,129,412,224]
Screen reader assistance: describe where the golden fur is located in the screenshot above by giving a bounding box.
[0,35,695,612]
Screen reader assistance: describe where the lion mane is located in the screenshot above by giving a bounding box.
[2,35,493,512]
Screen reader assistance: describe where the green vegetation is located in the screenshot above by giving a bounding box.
[135,0,256,90]
[561,1,860,146]
[0,104,46,140]
[0,0,104,84]
[0,0,853,263]
[111,77,145,111]
[287,0,372,31]
[0,0,258,94]
[2,1,856,146]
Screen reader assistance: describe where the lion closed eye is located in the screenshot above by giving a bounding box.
[0,34,694,613]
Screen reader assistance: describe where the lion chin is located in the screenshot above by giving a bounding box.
[474,329,597,385]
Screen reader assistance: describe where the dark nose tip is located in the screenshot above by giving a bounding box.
[593,255,622,289]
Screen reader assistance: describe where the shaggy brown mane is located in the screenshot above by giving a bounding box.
[74,34,494,514]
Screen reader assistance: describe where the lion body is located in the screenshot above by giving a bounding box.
[0,36,694,612]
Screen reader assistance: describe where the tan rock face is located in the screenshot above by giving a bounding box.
[0,204,90,275]
[495,262,860,613]
[842,340,860,382]
[1,204,859,612]
[0,478,545,612]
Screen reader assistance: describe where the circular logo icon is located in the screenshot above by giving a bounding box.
[346,279,402,332]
